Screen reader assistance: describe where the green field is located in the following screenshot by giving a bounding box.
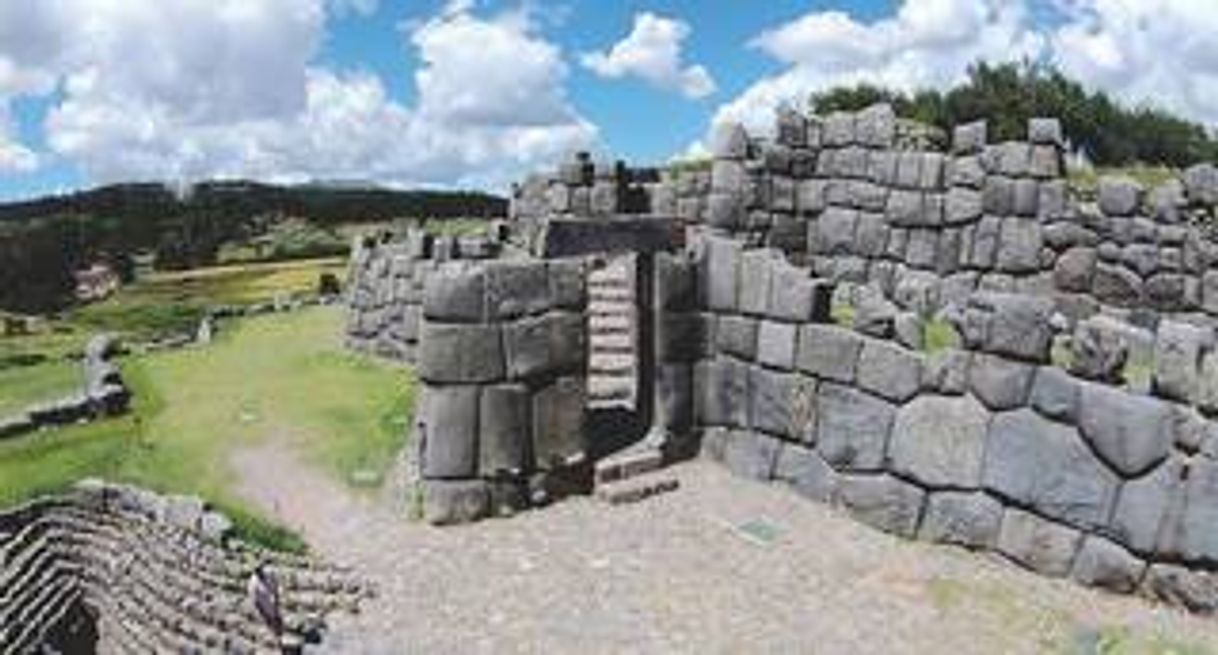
[0,360,81,416]
[0,306,413,551]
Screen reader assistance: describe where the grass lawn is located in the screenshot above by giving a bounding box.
[0,360,82,416]
[0,306,414,551]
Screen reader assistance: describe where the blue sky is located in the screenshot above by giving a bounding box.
[1,0,1216,201]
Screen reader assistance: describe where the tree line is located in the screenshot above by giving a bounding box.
[809,61,1218,168]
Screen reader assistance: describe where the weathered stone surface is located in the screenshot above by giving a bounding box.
[853,285,897,338]
[1201,350,1218,415]
[479,384,530,475]
[424,480,490,525]
[423,265,485,321]
[419,323,505,383]
[1069,316,1129,382]
[1153,321,1207,403]
[854,211,888,257]
[1110,455,1184,554]
[1012,179,1040,217]
[856,103,896,148]
[421,386,480,479]
[716,315,758,360]
[997,507,1082,577]
[774,443,837,502]
[757,320,797,370]
[1071,536,1145,593]
[953,120,987,154]
[750,368,816,441]
[823,111,856,146]
[1098,177,1142,216]
[995,218,1042,273]
[721,430,780,481]
[1143,564,1218,614]
[768,266,830,323]
[485,261,549,319]
[1164,458,1218,564]
[739,250,776,316]
[1028,117,1063,145]
[797,179,828,215]
[796,324,862,383]
[532,377,585,468]
[885,190,926,227]
[837,474,925,538]
[1054,247,1096,292]
[894,311,923,350]
[944,187,982,225]
[922,349,970,395]
[712,122,750,159]
[1184,163,1218,205]
[890,395,990,489]
[503,312,584,379]
[816,207,859,255]
[1077,382,1172,478]
[702,236,741,312]
[696,357,750,428]
[968,353,1034,410]
[1092,263,1143,307]
[817,383,895,472]
[856,340,923,403]
[984,409,1118,529]
[706,192,744,230]
[981,293,1054,362]
[1029,366,1079,422]
[919,491,1003,549]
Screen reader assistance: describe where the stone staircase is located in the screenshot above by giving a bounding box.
[587,255,638,410]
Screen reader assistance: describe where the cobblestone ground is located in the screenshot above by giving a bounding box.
[233,444,1218,654]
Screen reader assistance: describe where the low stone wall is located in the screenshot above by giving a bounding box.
[0,334,130,440]
[415,257,590,524]
[695,233,1218,613]
[0,480,365,652]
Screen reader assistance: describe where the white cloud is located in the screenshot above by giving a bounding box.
[1,0,595,190]
[327,0,378,17]
[712,0,1044,134]
[581,12,716,99]
[0,103,37,173]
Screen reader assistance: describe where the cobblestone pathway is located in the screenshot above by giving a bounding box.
[232,444,1218,654]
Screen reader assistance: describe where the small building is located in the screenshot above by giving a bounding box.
[73,263,120,302]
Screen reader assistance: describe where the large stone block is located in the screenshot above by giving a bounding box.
[1053,247,1096,292]
[423,265,486,321]
[968,353,1034,411]
[696,357,750,428]
[997,507,1082,577]
[944,187,982,225]
[1153,321,1207,403]
[1143,564,1218,614]
[885,190,927,227]
[1070,536,1145,593]
[479,384,530,475]
[722,430,780,481]
[953,121,987,154]
[656,252,696,312]
[750,368,817,442]
[984,409,1119,529]
[995,218,1042,273]
[817,383,896,472]
[837,474,926,538]
[855,103,896,148]
[797,179,827,215]
[706,192,744,230]
[1029,366,1079,422]
[701,236,741,312]
[421,386,480,478]
[856,340,923,403]
[711,159,747,193]
[418,323,505,383]
[890,395,991,489]
[424,480,490,525]
[823,111,856,146]
[504,312,585,379]
[796,324,862,383]
[919,491,1003,549]
[1110,455,1184,554]
[1077,382,1172,478]
[716,315,759,360]
[980,293,1054,363]
[739,250,777,316]
[532,377,586,468]
[774,443,837,503]
[768,265,831,323]
[1093,263,1143,307]
[757,320,798,370]
[1164,458,1218,564]
[485,261,549,319]
[816,207,859,255]
[1069,316,1130,382]
[1098,177,1142,216]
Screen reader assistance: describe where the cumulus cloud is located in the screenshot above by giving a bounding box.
[581,12,716,99]
[712,0,1044,134]
[1,0,594,189]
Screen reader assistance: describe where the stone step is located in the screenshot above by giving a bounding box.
[589,314,632,331]
[589,360,635,376]
[589,335,634,354]
[587,377,633,399]
[596,469,680,506]
[589,305,633,319]
[589,288,633,302]
[594,445,664,485]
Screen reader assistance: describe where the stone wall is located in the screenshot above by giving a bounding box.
[415,257,591,524]
[0,480,364,652]
[0,334,131,440]
[694,232,1218,613]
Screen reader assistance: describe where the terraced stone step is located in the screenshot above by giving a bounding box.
[596,468,680,506]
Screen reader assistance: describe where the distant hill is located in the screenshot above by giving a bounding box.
[0,180,507,313]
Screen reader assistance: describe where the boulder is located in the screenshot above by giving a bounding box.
[1071,536,1145,593]
[424,480,490,525]
[1069,316,1129,382]
[1153,321,1208,403]
[418,323,505,383]
[1143,564,1218,614]
[1053,247,1096,292]
[890,395,991,489]
[421,386,480,478]
[1098,177,1142,216]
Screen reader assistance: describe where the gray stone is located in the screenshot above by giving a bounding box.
[894,312,923,350]
[905,229,939,269]
[1071,536,1145,593]
[1028,118,1063,145]
[1029,146,1061,179]
[968,353,1034,410]
[1098,177,1142,216]
[1013,179,1040,216]
[1146,273,1188,312]
[944,187,982,225]
[797,179,827,215]
[485,261,550,319]
[706,192,744,230]
[722,430,780,481]
[421,386,479,478]
[1077,382,1172,477]
[823,111,856,146]
[984,409,1118,529]
[885,190,928,227]
[1093,263,1143,307]
[1053,247,1096,292]
[1143,565,1218,614]
[981,293,1054,363]
[423,265,485,321]
[757,320,798,370]
[1069,316,1129,382]
[1183,163,1218,206]
[817,383,895,472]
[852,285,898,338]
[995,218,1042,273]
[768,265,826,322]
[856,340,923,403]
[532,377,585,468]
[816,207,859,255]
[504,312,584,379]
[950,155,986,188]
[919,153,946,190]
[1029,366,1079,422]
[797,325,863,383]
[997,507,1082,577]
[922,349,970,395]
[424,480,490,525]
[774,444,837,502]
[1153,321,1207,403]
[702,236,741,312]
[1163,458,1218,563]
[953,121,987,154]
[855,103,896,148]
[750,369,816,441]
[775,108,807,147]
[696,358,750,428]
[739,250,776,316]
[712,122,750,159]
[982,176,1015,215]
[418,323,505,383]
[479,384,530,475]
[890,394,990,489]
[836,474,926,538]
[1121,243,1158,277]
[716,315,758,360]
[854,211,888,257]
[1200,350,1218,415]
[969,215,1001,268]
[919,491,1003,549]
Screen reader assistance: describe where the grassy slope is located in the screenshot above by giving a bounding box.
[0,307,413,550]
[0,360,81,416]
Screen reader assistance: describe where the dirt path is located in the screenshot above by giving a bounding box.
[231,444,1218,654]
